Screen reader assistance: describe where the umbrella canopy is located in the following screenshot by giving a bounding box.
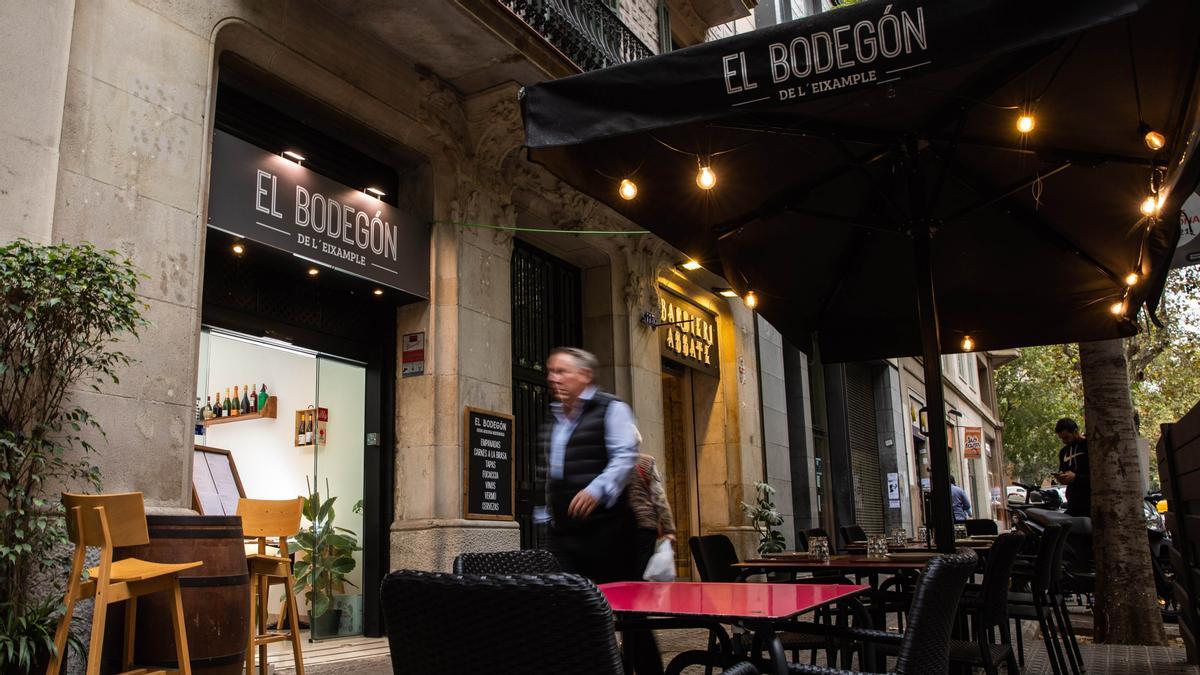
[522,0,1200,363]
[520,0,1200,552]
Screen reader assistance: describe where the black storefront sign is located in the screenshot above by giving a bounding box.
[463,407,515,521]
[207,130,429,297]
[659,288,720,377]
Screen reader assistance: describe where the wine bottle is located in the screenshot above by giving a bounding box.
[305,411,314,444]
[225,388,233,416]
[203,396,214,420]
[233,386,241,416]
[242,385,252,414]
[248,385,258,414]
[257,383,268,411]
[297,413,306,446]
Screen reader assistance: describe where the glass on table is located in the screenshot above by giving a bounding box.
[890,528,907,547]
[954,523,969,540]
[866,534,889,558]
[809,536,830,562]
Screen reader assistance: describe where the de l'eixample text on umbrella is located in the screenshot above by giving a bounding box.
[520,0,1200,552]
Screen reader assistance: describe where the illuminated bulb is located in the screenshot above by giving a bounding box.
[232,242,245,255]
[373,288,384,296]
[1111,300,1126,315]
[1145,130,1166,151]
[743,290,758,309]
[307,267,319,277]
[681,259,702,271]
[961,335,975,352]
[618,178,638,201]
[1140,195,1159,216]
[1016,114,1035,134]
[1125,272,1140,286]
[696,165,717,190]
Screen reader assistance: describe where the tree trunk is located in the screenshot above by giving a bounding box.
[1079,338,1167,644]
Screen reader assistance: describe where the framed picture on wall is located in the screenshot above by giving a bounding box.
[192,445,246,515]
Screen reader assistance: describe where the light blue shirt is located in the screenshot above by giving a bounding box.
[951,484,972,521]
[534,386,638,523]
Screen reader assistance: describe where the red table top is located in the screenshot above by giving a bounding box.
[598,581,869,621]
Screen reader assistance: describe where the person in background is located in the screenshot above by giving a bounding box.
[950,475,972,522]
[534,347,638,583]
[623,428,676,675]
[1055,417,1091,518]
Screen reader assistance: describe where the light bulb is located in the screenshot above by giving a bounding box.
[743,290,758,309]
[1125,272,1140,286]
[618,178,638,201]
[232,243,245,255]
[1111,300,1126,315]
[373,288,384,296]
[1016,114,1035,134]
[1145,130,1166,151]
[1141,195,1159,216]
[308,267,319,277]
[696,166,717,190]
[961,335,975,352]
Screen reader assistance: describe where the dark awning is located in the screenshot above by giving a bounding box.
[521,0,1200,362]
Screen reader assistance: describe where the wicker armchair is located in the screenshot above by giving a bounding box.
[381,570,752,674]
[452,549,561,575]
[790,550,979,675]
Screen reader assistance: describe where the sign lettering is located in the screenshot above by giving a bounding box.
[463,408,515,520]
[659,288,720,376]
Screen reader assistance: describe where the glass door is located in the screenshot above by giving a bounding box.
[308,355,367,639]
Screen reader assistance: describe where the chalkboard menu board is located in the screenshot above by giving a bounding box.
[463,407,515,520]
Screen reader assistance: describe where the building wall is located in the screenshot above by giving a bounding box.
[619,0,663,50]
[757,315,794,549]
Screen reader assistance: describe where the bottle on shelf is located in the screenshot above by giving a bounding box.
[242,385,252,415]
[203,396,214,420]
[296,412,306,446]
[225,388,233,416]
[214,392,222,418]
[248,385,258,414]
[304,411,314,444]
[257,383,268,411]
[232,386,241,416]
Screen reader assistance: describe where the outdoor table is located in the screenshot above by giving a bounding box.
[843,538,993,553]
[599,581,869,675]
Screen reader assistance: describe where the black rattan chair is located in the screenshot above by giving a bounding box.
[840,525,868,546]
[690,534,742,583]
[381,569,750,675]
[953,531,1026,674]
[964,519,1000,536]
[792,550,980,675]
[796,529,810,552]
[452,549,561,575]
[1010,523,1082,675]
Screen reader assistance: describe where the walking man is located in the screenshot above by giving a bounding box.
[535,347,639,583]
[950,475,972,522]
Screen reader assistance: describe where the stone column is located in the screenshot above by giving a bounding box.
[757,315,794,549]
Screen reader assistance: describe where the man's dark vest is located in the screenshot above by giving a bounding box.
[536,392,627,530]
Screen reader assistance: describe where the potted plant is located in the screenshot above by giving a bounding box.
[0,240,145,673]
[291,479,360,636]
[740,482,787,555]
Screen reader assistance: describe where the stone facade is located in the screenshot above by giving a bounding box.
[0,0,771,590]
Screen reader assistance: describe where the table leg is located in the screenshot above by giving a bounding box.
[754,625,789,675]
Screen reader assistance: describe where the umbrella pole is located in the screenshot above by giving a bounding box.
[912,222,956,553]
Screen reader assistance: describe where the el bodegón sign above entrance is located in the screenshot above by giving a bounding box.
[207,130,429,297]
[659,288,719,377]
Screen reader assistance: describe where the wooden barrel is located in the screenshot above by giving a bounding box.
[105,515,249,674]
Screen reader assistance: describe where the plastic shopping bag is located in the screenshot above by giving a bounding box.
[642,538,677,582]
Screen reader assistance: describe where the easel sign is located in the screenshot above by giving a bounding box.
[192,445,246,516]
[462,407,515,521]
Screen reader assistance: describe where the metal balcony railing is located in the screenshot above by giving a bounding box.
[500,0,655,71]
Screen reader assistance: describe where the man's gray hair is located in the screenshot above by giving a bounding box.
[549,346,599,373]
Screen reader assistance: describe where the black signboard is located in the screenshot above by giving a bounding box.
[659,288,720,377]
[207,130,429,298]
[463,407,515,521]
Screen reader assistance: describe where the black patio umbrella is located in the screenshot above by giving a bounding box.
[520,0,1200,550]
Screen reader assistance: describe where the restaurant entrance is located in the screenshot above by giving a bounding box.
[660,360,697,579]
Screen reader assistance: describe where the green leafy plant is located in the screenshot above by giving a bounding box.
[291,479,361,619]
[740,482,786,554]
[0,599,84,673]
[0,239,146,672]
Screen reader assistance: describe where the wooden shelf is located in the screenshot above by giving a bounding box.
[203,396,277,426]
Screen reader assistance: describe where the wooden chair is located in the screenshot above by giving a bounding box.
[237,497,306,675]
[49,492,202,675]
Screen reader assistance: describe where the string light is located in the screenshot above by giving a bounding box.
[1145,130,1166,151]
[696,165,717,190]
[232,242,245,255]
[743,290,758,309]
[307,267,319,277]
[1140,195,1159,217]
[618,178,638,201]
[1111,300,1126,315]
[1125,272,1140,286]
[961,335,975,352]
[373,288,384,296]
[1016,113,1036,134]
